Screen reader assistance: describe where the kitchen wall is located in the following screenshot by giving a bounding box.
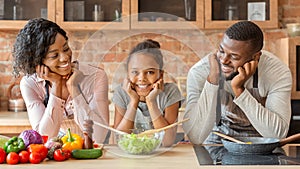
[0,0,300,110]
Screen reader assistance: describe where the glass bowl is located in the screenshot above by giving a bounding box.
[115,130,165,155]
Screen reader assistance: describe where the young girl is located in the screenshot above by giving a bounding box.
[12,18,110,144]
[112,39,184,146]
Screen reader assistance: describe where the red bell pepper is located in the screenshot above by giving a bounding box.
[27,144,48,161]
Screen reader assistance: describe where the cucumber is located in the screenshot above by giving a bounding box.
[71,148,102,159]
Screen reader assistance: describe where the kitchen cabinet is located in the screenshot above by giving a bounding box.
[0,0,129,30]
[130,0,204,29]
[289,100,300,141]
[130,0,278,30]
[276,37,300,99]
[56,0,130,30]
[0,0,55,30]
[0,0,279,30]
[204,0,278,29]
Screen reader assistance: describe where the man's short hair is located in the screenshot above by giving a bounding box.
[225,21,264,53]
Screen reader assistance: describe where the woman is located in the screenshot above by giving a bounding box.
[112,39,184,146]
[12,18,109,144]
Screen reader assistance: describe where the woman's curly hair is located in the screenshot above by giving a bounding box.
[12,18,68,77]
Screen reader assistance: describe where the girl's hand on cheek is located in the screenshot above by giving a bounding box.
[35,64,61,83]
[122,78,139,103]
[146,78,164,102]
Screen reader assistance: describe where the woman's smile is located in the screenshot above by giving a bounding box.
[56,62,71,71]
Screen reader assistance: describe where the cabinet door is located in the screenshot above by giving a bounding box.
[0,0,55,30]
[56,0,130,30]
[131,0,204,29]
[276,37,300,99]
[204,0,278,29]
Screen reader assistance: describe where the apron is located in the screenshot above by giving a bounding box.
[43,74,111,143]
[205,69,266,145]
[43,81,83,137]
[205,69,274,163]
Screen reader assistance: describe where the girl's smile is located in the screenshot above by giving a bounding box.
[128,53,161,97]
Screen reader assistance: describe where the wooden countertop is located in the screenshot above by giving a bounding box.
[0,111,31,135]
[0,144,298,168]
[0,111,299,168]
[0,111,30,126]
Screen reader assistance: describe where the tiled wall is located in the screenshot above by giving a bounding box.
[0,0,299,110]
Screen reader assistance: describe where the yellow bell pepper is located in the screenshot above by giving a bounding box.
[61,128,83,151]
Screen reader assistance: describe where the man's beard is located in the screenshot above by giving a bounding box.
[225,71,239,81]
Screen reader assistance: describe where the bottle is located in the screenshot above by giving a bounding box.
[114,8,121,22]
[225,0,238,20]
[93,4,104,21]
[83,119,94,149]
[0,0,4,19]
[13,0,23,20]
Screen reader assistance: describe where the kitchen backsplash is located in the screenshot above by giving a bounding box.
[0,0,300,110]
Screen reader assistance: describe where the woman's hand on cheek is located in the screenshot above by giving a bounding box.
[66,67,85,97]
[35,64,61,83]
[66,68,84,87]
[122,78,139,103]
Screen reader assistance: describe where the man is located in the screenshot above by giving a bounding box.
[183,21,292,144]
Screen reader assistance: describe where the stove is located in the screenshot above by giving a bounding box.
[222,152,280,165]
[193,144,300,165]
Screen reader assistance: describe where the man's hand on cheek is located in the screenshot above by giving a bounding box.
[231,60,258,97]
[208,53,220,85]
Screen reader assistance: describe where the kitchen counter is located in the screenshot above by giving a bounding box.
[0,111,299,168]
[0,111,31,136]
[0,144,299,169]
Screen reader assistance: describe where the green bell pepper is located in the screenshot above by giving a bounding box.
[4,136,26,153]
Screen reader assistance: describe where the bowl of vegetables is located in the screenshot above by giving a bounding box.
[116,130,165,155]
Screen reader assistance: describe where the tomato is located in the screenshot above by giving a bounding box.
[27,144,48,160]
[53,149,70,161]
[0,148,6,164]
[63,149,71,159]
[6,152,19,165]
[29,152,42,164]
[18,150,29,163]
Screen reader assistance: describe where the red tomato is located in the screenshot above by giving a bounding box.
[53,149,70,161]
[6,152,19,165]
[18,150,29,163]
[29,152,42,164]
[63,149,71,159]
[0,148,6,164]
